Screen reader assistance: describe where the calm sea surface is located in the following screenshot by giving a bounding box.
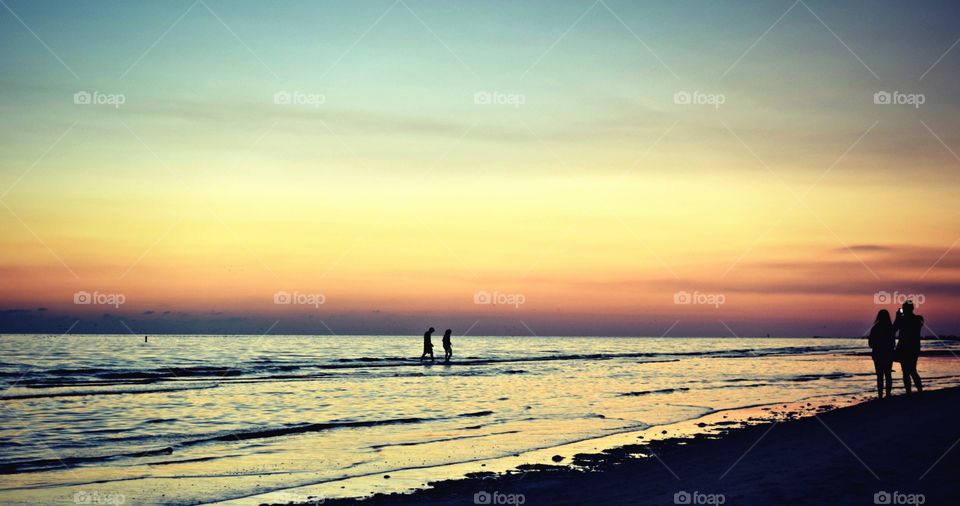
[1,335,959,504]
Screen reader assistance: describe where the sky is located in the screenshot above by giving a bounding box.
[1,0,959,337]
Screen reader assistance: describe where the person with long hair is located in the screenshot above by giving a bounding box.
[894,301,924,395]
[442,329,453,362]
[868,309,895,398]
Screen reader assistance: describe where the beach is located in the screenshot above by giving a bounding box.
[2,335,958,505]
[312,387,960,506]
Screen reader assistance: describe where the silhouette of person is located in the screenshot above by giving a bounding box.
[442,329,452,362]
[421,327,435,361]
[894,301,924,395]
[868,309,895,399]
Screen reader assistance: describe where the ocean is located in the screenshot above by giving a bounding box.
[1,335,959,505]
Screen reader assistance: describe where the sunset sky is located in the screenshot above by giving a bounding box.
[1,0,959,336]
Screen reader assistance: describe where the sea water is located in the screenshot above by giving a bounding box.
[1,335,958,504]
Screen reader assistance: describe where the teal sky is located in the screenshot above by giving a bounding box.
[2,1,959,179]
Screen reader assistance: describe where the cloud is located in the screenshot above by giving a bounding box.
[0,309,33,315]
[841,244,896,253]
[135,99,529,143]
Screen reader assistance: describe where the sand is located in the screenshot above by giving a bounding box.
[310,387,960,505]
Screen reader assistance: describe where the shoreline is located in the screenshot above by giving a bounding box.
[262,386,960,506]
[226,388,870,505]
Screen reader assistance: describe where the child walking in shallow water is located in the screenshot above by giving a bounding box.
[442,329,453,362]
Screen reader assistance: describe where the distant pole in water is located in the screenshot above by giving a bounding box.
[144,335,148,343]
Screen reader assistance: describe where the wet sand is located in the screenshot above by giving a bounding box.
[306,387,960,505]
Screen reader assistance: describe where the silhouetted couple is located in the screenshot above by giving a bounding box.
[421,327,453,363]
[868,300,924,399]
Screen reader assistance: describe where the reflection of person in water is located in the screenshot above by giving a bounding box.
[421,327,435,361]
[868,309,895,399]
[894,301,924,395]
[442,329,452,362]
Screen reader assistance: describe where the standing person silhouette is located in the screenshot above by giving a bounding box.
[421,327,435,361]
[868,309,895,399]
[442,329,453,363]
[894,301,924,395]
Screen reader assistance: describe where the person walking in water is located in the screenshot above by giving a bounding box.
[894,301,924,395]
[868,309,895,399]
[421,327,435,361]
[442,329,453,363]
